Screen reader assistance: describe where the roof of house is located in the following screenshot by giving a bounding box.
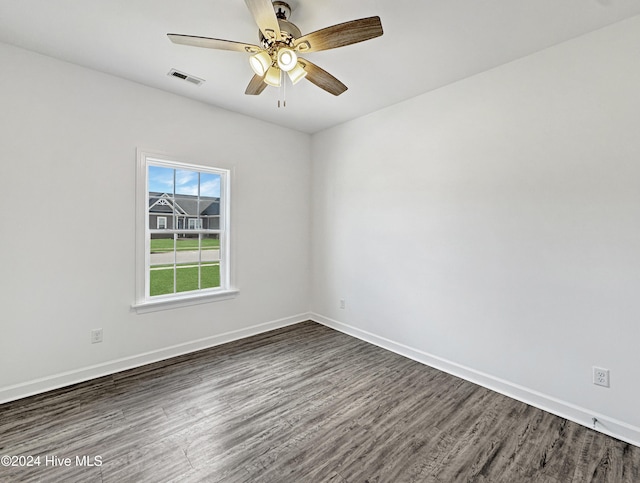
[149,192,220,216]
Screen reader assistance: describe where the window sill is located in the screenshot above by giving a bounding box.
[132,288,239,314]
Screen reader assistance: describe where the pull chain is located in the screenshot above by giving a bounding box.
[278,70,286,108]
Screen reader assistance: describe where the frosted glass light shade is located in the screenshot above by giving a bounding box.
[264,66,281,87]
[287,62,307,85]
[277,48,297,72]
[249,51,271,77]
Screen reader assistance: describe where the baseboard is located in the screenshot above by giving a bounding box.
[0,312,311,405]
[311,313,640,448]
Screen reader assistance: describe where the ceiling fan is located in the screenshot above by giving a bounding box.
[167,0,383,97]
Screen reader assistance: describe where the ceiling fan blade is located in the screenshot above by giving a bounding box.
[294,16,383,53]
[298,58,347,96]
[167,33,261,53]
[245,74,268,95]
[244,0,281,42]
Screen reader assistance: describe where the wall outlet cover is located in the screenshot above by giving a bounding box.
[593,367,610,387]
[91,328,103,344]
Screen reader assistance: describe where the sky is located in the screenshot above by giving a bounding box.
[149,165,220,197]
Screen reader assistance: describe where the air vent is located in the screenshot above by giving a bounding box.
[167,69,205,86]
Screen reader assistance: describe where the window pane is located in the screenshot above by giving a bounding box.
[175,169,199,196]
[176,265,201,293]
[150,268,175,297]
[202,233,221,289]
[201,233,220,252]
[201,263,221,289]
[200,173,221,197]
[150,233,176,296]
[174,195,199,228]
[149,193,174,230]
[200,197,220,230]
[176,233,199,257]
[148,166,175,194]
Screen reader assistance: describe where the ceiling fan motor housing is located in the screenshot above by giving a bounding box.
[259,1,300,49]
[260,19,300,48]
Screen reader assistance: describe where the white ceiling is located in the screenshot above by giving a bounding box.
[1,0,639,134]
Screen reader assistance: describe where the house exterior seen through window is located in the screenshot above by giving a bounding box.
[135,153,231,308]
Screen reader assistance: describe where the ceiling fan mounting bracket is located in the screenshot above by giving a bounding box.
[272,1,291,21]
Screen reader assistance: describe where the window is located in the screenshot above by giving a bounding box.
[188,218,202,230]
[134,151,236,311]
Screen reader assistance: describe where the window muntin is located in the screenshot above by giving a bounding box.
[140,155,230,303]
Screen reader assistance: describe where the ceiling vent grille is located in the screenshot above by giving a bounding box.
[168,69,205,86]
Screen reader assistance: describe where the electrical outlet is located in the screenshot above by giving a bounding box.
[593,367,609,387]
[339,299,346,309]
[91,328,103,344]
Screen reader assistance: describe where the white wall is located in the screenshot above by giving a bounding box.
[311,16,640,444]
[0,43,311,400]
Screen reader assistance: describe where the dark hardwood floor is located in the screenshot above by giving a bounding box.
[1,321,638,482]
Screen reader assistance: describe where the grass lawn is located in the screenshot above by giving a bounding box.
[150,264,220,296]
[151,238,219,252]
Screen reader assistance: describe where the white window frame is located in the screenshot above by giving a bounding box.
[157,216,167,230]
[133,150,237,313]
[188,218,202,230]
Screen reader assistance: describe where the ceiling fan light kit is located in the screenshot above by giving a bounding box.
[249,50,272,76]
[276,48,297,71]
[287,62,307,84]
[167,0,383,100]
[264,65,282,87]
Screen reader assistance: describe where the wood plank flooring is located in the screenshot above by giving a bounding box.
[1,321,638,482]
